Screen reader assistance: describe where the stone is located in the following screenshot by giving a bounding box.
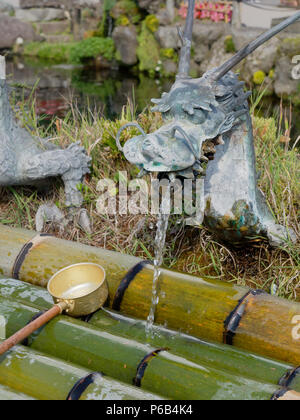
[274,56,299,97]
[192,22,228,47]
[199,36,234,74]
[35,20,71,36]
[137,0,162,14]
[0,15,42,49]
[15,7,66,22]
[0,0,14,14]
[279,37,300,58]
[272,17,300,34]
[193,44,209,65]
[17,0,67,7]
[155,25,180,49]
[241,37,280,83]
[162,58,177,77]
[231,27,264,51]
[45,34,74,43]
[112,26,138,66]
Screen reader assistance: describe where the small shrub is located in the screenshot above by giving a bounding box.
[161,48,176,60]
[224,35,236,53]
[253,70,266,85]
[145,15,160,33]
[70,37,115,63]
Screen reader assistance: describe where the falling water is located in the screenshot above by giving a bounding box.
[146,191,170,338]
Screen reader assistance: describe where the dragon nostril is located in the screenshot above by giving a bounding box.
[116,123,146,152]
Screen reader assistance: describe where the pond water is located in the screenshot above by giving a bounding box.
[6,56,300,140]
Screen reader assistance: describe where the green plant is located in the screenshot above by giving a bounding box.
[145,14,160,33]
[23,42,76,63]
[224,35,236,53]
[70,37,115,63]
[253,70,266,85]
[161,48,176,60]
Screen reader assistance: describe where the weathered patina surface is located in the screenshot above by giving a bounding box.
[118,2,299,246]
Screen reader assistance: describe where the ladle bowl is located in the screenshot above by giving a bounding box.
[48,263,108,317]
[0,263,108,356]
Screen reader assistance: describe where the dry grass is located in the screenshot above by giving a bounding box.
[0,99,299,300]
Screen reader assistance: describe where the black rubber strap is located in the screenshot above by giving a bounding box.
[133,348,168,388]
[12,233,52,280]
[112,260,153,311]
[271,388,289,401]
[21,311,47,347]
[223,289,266,345]
[279,366,300,388]
[67,372,102,400]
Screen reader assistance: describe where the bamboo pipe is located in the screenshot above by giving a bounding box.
[0,225,299,366]
[1,278,298,392]
[0,384,36,400]
[0,341,164,401]
[0,295,286,400]
[0,302,66,356]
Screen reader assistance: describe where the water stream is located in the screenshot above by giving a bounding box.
[146,191,171,339]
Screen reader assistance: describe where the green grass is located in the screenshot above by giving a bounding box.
[0,95,299,301]
[23,37,115,65]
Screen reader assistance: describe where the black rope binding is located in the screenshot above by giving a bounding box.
[271,388,289,401]
[12,233,52,280]
[279,366,300,389]
[133,348,169,388]
[112,260,153,311]
[223,289,266,345]
[21,311,47,347]
[67,372,102,400]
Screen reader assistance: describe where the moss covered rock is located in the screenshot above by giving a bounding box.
[253,70,266,85]
[137,20,160,74]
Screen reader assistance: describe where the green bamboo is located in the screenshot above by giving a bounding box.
[0,341,164,401]
[0,225,299,366]
[0,278,297,392]
[0,383,36,400]
[0,294,281,400]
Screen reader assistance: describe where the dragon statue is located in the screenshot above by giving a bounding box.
[117,2,299,247]
[0,55,91,233]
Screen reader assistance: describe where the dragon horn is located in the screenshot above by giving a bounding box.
[210,11,300,82]
[177,0,196,78]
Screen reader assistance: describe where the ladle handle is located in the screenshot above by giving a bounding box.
[0,303,66,356]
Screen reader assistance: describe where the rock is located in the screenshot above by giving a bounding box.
[155,25,180,49]
[231,27,264,51]
[272,17,300,35]
[137,0,162,14]
[194,44,209,65]
[274,56,299,97]
[17,0,67,7]
[279,37,300,58]
[112,26,138,66]
[45,34,74,43]
[162,58,177,77]
[0,0,14,14]
[15,7,66,22]
[156,9,172,26]
[193,22,228,47]
[240,37,280,83]
[0,15,42,49]
[35,20,71,36]
[199,36,235,74]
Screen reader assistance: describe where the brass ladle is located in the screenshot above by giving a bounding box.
[0,263,108,356]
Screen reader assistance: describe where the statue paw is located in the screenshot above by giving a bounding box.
[66,142,92,178]
[35,203,67,233]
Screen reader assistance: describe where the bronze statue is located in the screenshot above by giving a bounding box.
[118,2,299,247]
